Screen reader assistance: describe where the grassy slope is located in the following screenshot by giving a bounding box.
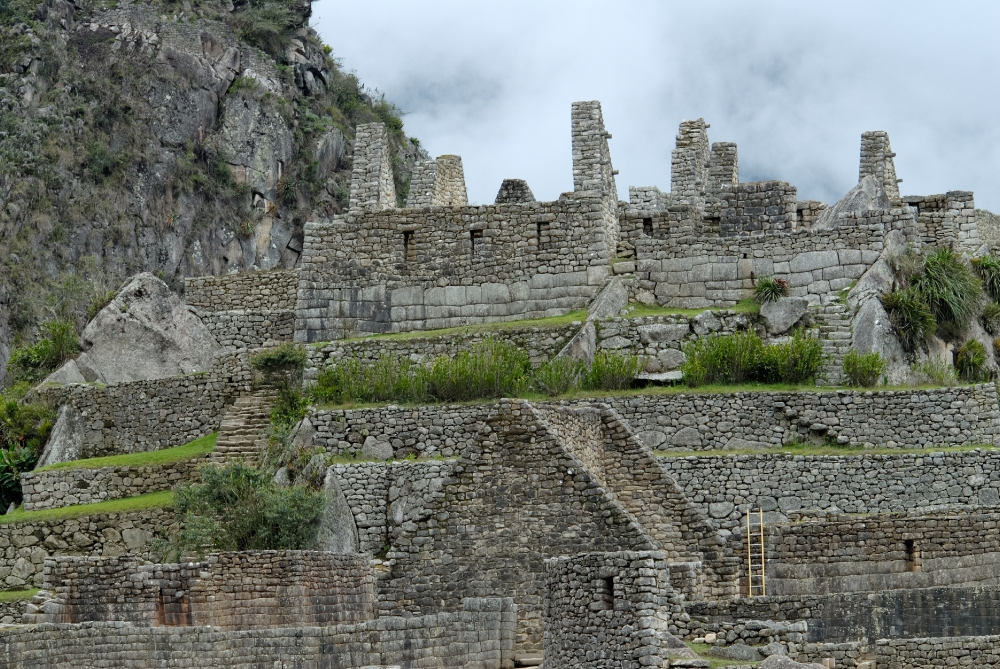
[0,490,173,524]
[0,588,39,603]
[335,310,589,344]
[34,433,217,473]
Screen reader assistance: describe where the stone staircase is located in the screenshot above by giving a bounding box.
[209,391,275,463]
[814,302,852,386]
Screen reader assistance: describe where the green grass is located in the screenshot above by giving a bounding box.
[657,442,999,458]
[34,433,217,473]
[0,589,39,603]
[334,310,588,343]
[0,490,174,525]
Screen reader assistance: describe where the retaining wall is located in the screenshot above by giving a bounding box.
[660,449,1000,533]
[0,508,173,589]
[196,309,294,349]
[22,456,207,511]
[0,597,515,669]
[876,634,1000,669]
[35,351,252,459]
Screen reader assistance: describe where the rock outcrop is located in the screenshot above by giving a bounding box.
[44,274,220,385]
[813,175,892,229]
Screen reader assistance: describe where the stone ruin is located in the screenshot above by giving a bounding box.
[3,101,1000,668]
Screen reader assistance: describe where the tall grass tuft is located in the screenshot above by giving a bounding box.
[972,255,1000,301]
[752,276,789,304]
[681,331,823,387]
[424,338,531,402]
[842,350,887,387]
[880,288,936,350]
[534,357,586,396]
[759,333,825,384]
[912,248,984,332]
[982,302,1000,336]
[583,351,644,391]
[955,340,991,382]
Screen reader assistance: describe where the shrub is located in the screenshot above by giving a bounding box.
[250,342,307,377]
[424,338,531,402]
[681,331,823,387]
[252,343,308,436]
[912,247,984,331]
[227,1,300,58]
[955,340,990,382]
[312,355,426,405]
[888,245,925,284]
[758,332,825,384]
[972,255,1000,301]
[880,288,936,350]
[842,350,886,387]
[228,75,260,96]
[0,391,54,511]
[167,462,325,559]
[583,351,644,391]
[982,302,1000,336]
[752,276,789,304]
[7,320,80,384]
[680,331,766,386]
[534,357,586,396]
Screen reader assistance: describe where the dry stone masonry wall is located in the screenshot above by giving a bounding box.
[660,449,1000,534]
[184,269,299,311]
[36,351,252,459]
[196,308,294,349]
[21,456,207,511]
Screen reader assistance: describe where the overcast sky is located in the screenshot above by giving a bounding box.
[312,1,1000,211]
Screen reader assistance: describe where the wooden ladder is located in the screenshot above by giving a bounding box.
[746,508,766,597]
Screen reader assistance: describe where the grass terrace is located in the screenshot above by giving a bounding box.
[0,490,173,524]
[337,309,588,343]
[34,433,217,473]
[0,589,39,603]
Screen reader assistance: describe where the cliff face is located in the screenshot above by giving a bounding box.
[0,0,423,379]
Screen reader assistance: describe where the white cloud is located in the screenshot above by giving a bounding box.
[312,0,1000,210]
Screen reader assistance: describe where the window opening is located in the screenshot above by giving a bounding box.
[536,222,551,245]
[595,576,614,610]
[470,229,484,254]
[642,217,653,235]
[403,231,416,261]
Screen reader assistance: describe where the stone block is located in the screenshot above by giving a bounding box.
[790,250,839,272]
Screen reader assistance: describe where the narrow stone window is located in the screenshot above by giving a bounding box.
[703,215,720,234]
[595,576,614,610]
[642,217,653,235]
[904,539,917,572]
[403,231,416,261]
[536,222,550,245]
[470,229,484,254]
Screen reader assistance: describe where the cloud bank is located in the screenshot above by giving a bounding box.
[312,1,1000,210]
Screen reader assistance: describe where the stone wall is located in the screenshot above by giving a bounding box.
[36,351,252,459]
[196,308,294,349]
[875,634,1000,669]
[0,508,173,589]
[27,552,376,629]
[311,406,484,459]
[660,449,1000,534]
[21,456,208,511]
[0,599,25,625]
[689,586,1000,644]
[543,551,681,669]
[350,122,396,212]
[183,269,299,312]
[733,508,1000,596]
[374,400,655,653]
[608,384,1000,451]
[718,180,798,236]
[305,321,580,379]
[329,460,455,554]
[629,208,916,308]
[0,597,515,669]
[904,191,980,254]
[295,102,618,342]
[406,155,468,207]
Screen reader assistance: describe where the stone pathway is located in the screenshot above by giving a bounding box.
[209,391,275,463]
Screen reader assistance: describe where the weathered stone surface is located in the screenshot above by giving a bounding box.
[46,273,220,386]
[670,426,703,447]
[361,436,393,461]
[638,323,690,343]
[760,297,809,335]
[35,404,85,469]
[555,321,596,364]
[760,654,826,669]
[316,468,360,554]
[692,310,721,335]
[587,277,628,321]
[710,643,762,662]
[851,298,908,384]
[761,642,787,657]
[813,175,892,229]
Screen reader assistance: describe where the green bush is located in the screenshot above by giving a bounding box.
[424,338,531,402]
[758,333,825,384]
[86,289,118,321]
[880,288,936,350]
[583,351,644,391]
[842,350,886,387]
[7,320,80,384]
[680,331,823,387]
[312,355,425,405]
[0,389,55,511]
[972,255,1000,301]
[910,360,958,387]
[166,462,325,559]
[533,357,586,396]
[250,342,307,376]
[912,248,984,332]
[752,276,789,304]
[955,340,990,382]
[227,1,301,58]
[982,302,1000,336]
